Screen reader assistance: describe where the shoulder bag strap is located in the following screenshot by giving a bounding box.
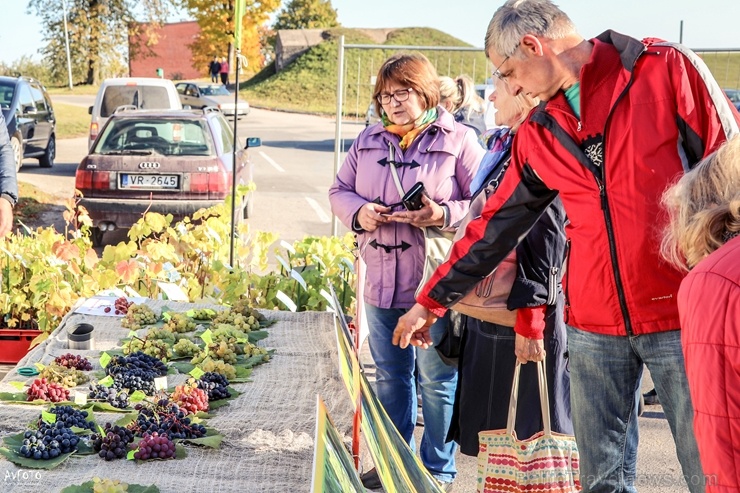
[388,142,406,197]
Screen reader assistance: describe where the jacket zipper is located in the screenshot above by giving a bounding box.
[546,266,559,305]
[563,239,572,323]
[597,46,646,337]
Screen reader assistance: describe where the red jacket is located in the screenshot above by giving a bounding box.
[679,236,740,491]
[417,30,740,336]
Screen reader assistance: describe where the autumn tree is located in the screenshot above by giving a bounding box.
[273,0,339,30]
[181,0,281,78]
[27,0,177,86]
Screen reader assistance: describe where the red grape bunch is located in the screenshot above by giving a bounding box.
[54,353,93,371]
[103,297,134,315]
[171,379,209,414]
[27,378,70,402]
[131,431,176,460]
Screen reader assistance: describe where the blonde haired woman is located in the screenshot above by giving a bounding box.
[439,74,487,136]
[662,135,740,491]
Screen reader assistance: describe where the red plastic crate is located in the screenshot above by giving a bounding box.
[0,330,43,364]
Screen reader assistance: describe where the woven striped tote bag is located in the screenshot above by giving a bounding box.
[477,361,581,493]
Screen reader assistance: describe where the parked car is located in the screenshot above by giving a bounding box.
[175,82,250,118]
[0,75,56,171]
[88,77,182,150]
[75,107,260,246]
[365,102,380,127]
[724,88,740,111]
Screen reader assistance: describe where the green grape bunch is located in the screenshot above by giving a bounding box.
[92,477,129,493]
[173,338,201,357]
[123,337,172,362]
[212,310,259,332]
[145,327,176,345]
[39,363,89,388]
[230,298,266,322]
[190,341,237,365]
[190,308,217,320]
[162,313,196,333]
[199,359,237,380]
[121,304,159,330]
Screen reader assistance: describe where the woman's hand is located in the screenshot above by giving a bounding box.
[387,195,445,228]
[356,202,392,232]
[514,333,546,364]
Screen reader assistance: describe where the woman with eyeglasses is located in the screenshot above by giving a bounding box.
[329,53,484,491]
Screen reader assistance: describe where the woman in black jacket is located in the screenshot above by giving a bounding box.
[446,78,572,455]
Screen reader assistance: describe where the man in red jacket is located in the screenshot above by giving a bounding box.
[394,1,740,492]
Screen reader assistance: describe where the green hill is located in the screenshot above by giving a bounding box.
[240,27,488,116]
[240,27,740,117]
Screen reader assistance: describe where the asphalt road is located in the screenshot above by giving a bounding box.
[16,96,692,492]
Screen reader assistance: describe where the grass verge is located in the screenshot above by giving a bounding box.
[54,102,91,139]
[15,181,64,227]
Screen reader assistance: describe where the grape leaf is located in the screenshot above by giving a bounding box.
[247,330,269,343]
[60,481,160,493]
[0,446,74,469]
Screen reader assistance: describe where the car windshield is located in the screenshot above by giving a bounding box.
[100,86,172,118]
[0,82,15,110]
[94,118,214,156]
[198,85,230,96]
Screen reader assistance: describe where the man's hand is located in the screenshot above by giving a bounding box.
[0,198,14,236]
[392,303,437,349]
[514,333,545,364]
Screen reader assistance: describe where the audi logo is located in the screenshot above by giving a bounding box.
[139,162,161,169]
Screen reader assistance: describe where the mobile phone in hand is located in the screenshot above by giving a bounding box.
[402,182,427,211]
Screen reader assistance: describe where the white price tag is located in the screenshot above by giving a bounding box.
[154,376,168,391]
[74,392,88,406]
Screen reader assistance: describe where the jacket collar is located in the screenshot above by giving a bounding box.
[593,30,648,72]
[540,30,647,119]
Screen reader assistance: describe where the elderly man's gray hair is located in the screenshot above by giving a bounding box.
[485,0,577,57]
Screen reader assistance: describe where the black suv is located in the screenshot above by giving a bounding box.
[0,76,56,171]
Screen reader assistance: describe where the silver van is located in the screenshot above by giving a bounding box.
[88,78,182,149]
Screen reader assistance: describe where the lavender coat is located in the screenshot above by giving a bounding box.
[329,108,484,309]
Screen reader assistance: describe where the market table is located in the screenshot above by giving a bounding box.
[0,300,353,493]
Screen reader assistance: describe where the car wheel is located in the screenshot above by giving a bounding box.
[90,227,104,247]
[39,134,55,168]
[10,135,22,172]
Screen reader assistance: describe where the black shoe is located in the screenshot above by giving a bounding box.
[360,468,382,490]
[643,388,659,406]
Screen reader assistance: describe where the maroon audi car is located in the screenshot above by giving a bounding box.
[75,107,260,246]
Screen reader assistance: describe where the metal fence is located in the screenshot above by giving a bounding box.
[694,49,740,90]
[330,40,740,234]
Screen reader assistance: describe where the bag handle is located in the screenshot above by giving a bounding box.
[506,360,552,437]
[388,143,406,197]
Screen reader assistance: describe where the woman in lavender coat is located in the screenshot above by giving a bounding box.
[328,53,483,490]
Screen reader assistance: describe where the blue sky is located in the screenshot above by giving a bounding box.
[1,0,738,64]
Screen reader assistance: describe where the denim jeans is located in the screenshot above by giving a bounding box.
[567,326,704,493]
[365,304,457,483]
